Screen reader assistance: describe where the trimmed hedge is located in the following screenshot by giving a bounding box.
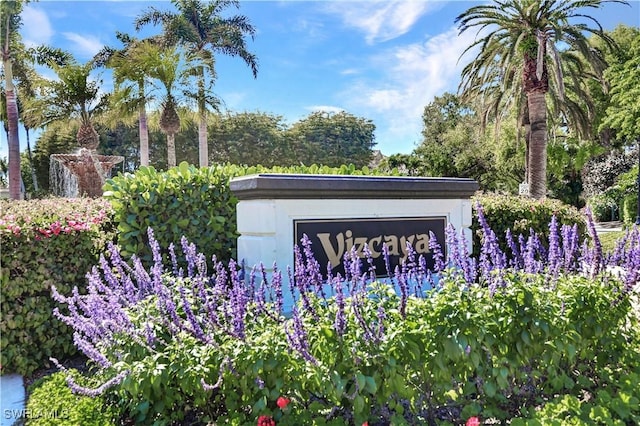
[471,193,587,256]
[0,198,114,375]
[26,370,118,426]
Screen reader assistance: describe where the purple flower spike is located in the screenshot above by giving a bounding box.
[428,231,445,272]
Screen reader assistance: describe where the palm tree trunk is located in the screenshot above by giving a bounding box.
[3,55,21,200]
[198,112,208,168]
[25,127,38,191]
[139,104,149,166]
[198,72,208,168]
[527,91,547,199]
[167,133,176,168]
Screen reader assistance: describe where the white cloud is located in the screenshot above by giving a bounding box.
[323,1,441,44]
[341,26,479,154]
[305,105,345,114]
[62,32,104,59]
[20,6,54,47]
[340,68,360,76]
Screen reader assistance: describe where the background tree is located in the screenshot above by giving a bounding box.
[456,0,625,199]
[286,111,376,168]
[95,33,159,166]
[414,92,474,177]
[135,0,258,168]
[29,60,109,151]
[600,29,640,144]
[406,92,524,192]
[144,45,184,167]
[208,111,290,166]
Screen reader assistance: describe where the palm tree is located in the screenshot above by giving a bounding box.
[94,33,159,167]
[135,0,258,168]
[144,45,183,168]
[30,61,109,151]
[456,0,625,199]
[1,0,24,199]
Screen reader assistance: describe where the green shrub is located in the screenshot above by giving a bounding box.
[25,370,118,426]
[103,163,242,265]
[52,224,638,425]
[587,193,620,222]
[0,198,114,375]
[471,193,586,256]
[103,162,403,265]
[587,166,639,225]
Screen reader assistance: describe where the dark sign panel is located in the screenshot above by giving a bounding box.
[293,216,447,278]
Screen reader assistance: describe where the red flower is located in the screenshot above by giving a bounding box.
[276,396,290,409]
[466,416,481,426]
[362,422,369,426]
[257,415,276,426]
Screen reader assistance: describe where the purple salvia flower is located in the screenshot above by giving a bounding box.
[286,265,296,301]
[201,357,230,391]
[524,234,538,274]
[195,252,207,277]
[418,254,430,292]
[505,229,522,269]
[445,223,462,270]
[301,234,326,301]
[517,234,527,270]
[362,243,377,282]
[147,228,164,286]
[178,284,208,342]
[272,264,284,318]
[144,322,156,347]
[168,242,181,277]
[579,239,593,274]
[181,236,197,277]
[547,215,561,279]
[476,203,506,269]
[291,243,317,319]
[127,257,148,300]
[73,334,112,368]
[285,307,318,365]
[622,230,640,292]
[428,230,445,272]
[333,276,346,337]
[396,265,408,318]
[156,278,182,335]
[66,370,129,397]
[351,293,375,343]
[457,229,477,286]
[252,264,265,311]
[383,243,393,277]
[561,224,580,273]
[255,377,265,389]
[584,208,602,277]
[228,259,248,339]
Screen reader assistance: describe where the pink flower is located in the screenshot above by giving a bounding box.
[276,396,290,409]
[50,221,62,235]
[466,416,481,426]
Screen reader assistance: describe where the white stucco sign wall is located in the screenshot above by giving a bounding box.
[230,174,479,289]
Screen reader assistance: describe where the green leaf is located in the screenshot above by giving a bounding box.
[484,381,496,397]
[354,395,365,414]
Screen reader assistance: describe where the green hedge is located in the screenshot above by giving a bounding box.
[0,198,114,375]
[471,193,587,256]
[103,162,401,266]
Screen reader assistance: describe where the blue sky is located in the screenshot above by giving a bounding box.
[5,0,640,159]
